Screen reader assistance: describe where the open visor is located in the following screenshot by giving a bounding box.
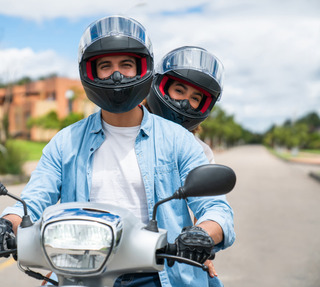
[156,46,224,94]
[78,15,153,63]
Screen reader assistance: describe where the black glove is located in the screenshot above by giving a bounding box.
[0,218,16,258]
[175,226,215,264]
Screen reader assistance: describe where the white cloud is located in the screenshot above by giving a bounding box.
[0,0,319,132]
[0,0,319,21]
[0,0,210,21]
[0,48,78,82]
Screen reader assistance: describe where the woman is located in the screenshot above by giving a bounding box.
[146,46,229,285]
[146,46,224,164]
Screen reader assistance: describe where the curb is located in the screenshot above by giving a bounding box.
[309,172,320,183]
[0,174,30,186]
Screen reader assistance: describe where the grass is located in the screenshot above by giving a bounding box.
[7,139,47,161]
[268,147,320,161]
[302,149,320,155]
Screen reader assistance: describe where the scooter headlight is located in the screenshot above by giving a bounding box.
[43,220,113,273]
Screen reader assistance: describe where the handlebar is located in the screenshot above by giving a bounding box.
[156,253,209,271]
[156,243,209,271]
[0,249,17,258]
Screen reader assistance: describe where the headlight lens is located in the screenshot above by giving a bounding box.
[43,220,113,273]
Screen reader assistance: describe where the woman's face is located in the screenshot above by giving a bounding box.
[168,80,203,109]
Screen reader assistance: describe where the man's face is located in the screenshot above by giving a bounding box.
[96,55,137,79]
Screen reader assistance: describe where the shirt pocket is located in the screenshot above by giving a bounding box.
[154,162,181,200]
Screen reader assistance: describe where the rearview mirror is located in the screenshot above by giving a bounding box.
[180,164,236,198]
[145,164,236,232]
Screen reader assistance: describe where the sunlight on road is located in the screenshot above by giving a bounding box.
[0,257,15,270]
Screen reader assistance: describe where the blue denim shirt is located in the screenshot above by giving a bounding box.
[2,106,234,287]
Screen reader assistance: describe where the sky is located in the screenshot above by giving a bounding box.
[0,0,319,133]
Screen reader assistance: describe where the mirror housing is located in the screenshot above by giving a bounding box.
[177,164,236,199]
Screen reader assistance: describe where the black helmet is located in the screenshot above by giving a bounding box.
[147,46,224,131]
[79,15,154,113]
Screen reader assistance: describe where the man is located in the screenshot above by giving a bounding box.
[0,16,234,286]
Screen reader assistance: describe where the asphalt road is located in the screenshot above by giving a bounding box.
[213,145,320,287]
[0,145,319,286]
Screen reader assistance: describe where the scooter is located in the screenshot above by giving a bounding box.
[0,164,236,286]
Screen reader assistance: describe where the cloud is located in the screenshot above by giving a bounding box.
[0,1,319,21]
[0,48,78,82]
[0,1,210,21]
[146,11,320,132]
[0,0,319,132]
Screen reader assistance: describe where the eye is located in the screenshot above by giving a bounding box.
[174,88,184,95]
[98,62,111,70]
[101,64,111,69]
[191,96,201,102]
[122,63,133,68]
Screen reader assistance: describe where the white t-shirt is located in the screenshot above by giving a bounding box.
[90,120,149,224]
[195,137,215,164]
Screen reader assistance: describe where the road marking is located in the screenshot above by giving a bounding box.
[0,258,15,270]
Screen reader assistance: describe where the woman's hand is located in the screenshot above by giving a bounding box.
[205,260,218,278]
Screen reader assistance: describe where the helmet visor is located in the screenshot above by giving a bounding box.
[79,15,153,63]
[156,46,224,90]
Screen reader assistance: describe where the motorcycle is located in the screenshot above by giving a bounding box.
[0,164,236,286]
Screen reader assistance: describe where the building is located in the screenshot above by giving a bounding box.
[0,77,95,141]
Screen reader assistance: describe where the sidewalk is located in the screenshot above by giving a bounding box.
[0,161,38,186]
[22,160,38,176]
[289,155,320,165]
[287,155,320,182]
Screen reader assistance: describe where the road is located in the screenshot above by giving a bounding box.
[0,145,319,286]
[213,145,320,287]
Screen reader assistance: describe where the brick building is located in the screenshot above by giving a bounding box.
[0,77,95,141]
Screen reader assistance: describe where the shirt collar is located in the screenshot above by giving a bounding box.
[89,106,152,136]
[140,105,152,137]
[90,109,103,134]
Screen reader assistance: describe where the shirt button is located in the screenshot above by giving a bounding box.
[90,148,94,152]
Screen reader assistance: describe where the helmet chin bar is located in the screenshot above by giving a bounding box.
[167,96,204,116]
[94,71,140,86]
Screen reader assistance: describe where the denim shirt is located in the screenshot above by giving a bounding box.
[2,106,235,287]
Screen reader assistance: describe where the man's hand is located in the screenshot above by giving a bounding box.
[0,218,16,258]
[175,225,215,264]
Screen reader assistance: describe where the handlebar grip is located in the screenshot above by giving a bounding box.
[165,243,177,255]
[0,249,17,258]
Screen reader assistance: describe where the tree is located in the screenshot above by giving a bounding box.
[27,111,84,131]
[296,112,320,132]
[200,107,245,148]
[263,111,319,150]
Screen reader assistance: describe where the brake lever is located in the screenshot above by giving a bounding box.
[0,249,17,258]
[156,253,209,271]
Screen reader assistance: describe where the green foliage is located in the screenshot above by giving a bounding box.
[8,139,47,161]
[0,142,26,175]
[37,73,58,81]
[27,111,84,130]
[241,129,263,144]
[0,76,34,88]
[60,112,84,129]
[27,111,60,129]
[200,107,249,148]
[16,76,32,85]
[263,111,320,150]
[0,113,10,145]
[296,112,320,131]
[307,133,320,149]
